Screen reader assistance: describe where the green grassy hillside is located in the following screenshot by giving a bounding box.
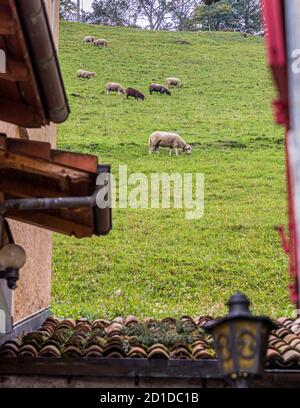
[52,21,292,319]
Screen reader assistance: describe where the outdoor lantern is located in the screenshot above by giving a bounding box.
[203,293,277,388]
[0,243,26,290]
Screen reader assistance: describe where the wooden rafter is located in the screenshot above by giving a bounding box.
[0,5,15,35]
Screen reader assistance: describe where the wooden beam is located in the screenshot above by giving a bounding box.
[0,178,69,199]
[0,97,43,128]
[7,211,94,239]
[0,357,221,379]
[52,150,98,173]
[0,55,29,82]
[0,151,92,193]
[0,5,15,35]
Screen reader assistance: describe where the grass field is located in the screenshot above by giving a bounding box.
[52,21,292,320]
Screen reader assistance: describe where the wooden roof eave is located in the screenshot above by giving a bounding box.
[0,0,70,128]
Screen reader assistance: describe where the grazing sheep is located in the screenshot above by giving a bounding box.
[148,131,192,156]
[83,36,95,43]
[77,69,96,79]
[149,83,171,96]
[125,87,145,101]
[106,82,126,96]
[94,39,109,48]
[166,77,182,88]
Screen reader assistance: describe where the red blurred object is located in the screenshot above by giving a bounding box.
[262,0,299,305]
[262,0,289,124]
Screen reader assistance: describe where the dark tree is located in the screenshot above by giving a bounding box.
[192,0,234,31]
[233,0,261,33]
[191,0,261,33]
[138,0,173,30]
[85,0,141,27]
[169,0,198,31]
[59,0,78,21]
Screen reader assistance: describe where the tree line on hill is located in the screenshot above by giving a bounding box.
[60,0,262,34]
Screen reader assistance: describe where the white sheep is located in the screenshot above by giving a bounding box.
[148,131,192,156]
[94,39,108,48]
[83,36,95,43]
[77,69,96,79]
[105,82,126,96]
[166,77,182,88]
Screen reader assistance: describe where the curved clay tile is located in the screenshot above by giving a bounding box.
[105,337,123,346]
[92,319,110,328]
[73,324,92,337]
[171,340,191,350]
[282,333,299,344]
[193,349,214,360]
[276,327,291,338]
[84,345,103,358]
[75,320,92,329]
[43,317,60,326]
[21,338,41,351]
[37,329,51,337]
[103,345,126,358]
[39,339,60,350]
[191,342,205,353]
[180,316,196,325]
[38,328,54,338]
[0,342,20,357]
[92,322,106,332]
[148,344,170,360]
[126,335,139,344]
[41,324,56,335]
[1,338,23,349]
[278,319,294,331]
[38,345,61,358]
[112,317,124,325]
[63,345,83,358]
[23,332,45,346]
[195,316,213,327]
[64,337,83,348]
[106,335,124,342]
[102,339,126,357]
[268,340,288,352]
[291,321,300,335]
[277,317,293,325]
[144,318,157,325]
[268,337,283,346]
[47,331,72,345]
[277,343,294,354]
[85,336,106,348]
[170,347,192,360]
[281,348,300,364]
[127,346,148,359]
[19,344,39,357]
[289,338,300,351]
[191,339,208,348]
[125,315,139,326]
[106,323,123,337]
[266,348,285,367]
[268,333,278,341]
[161,317,177,325]
[56,319,76,330]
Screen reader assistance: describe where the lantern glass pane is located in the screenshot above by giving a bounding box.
[214,323,234,375]
[234,320,258,374]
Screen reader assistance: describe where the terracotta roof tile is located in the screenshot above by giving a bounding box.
[148,344,170,360]
[1,316,300,369]
[84,345,103,358]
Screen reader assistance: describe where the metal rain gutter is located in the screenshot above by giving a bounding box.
[15,0,70,124]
